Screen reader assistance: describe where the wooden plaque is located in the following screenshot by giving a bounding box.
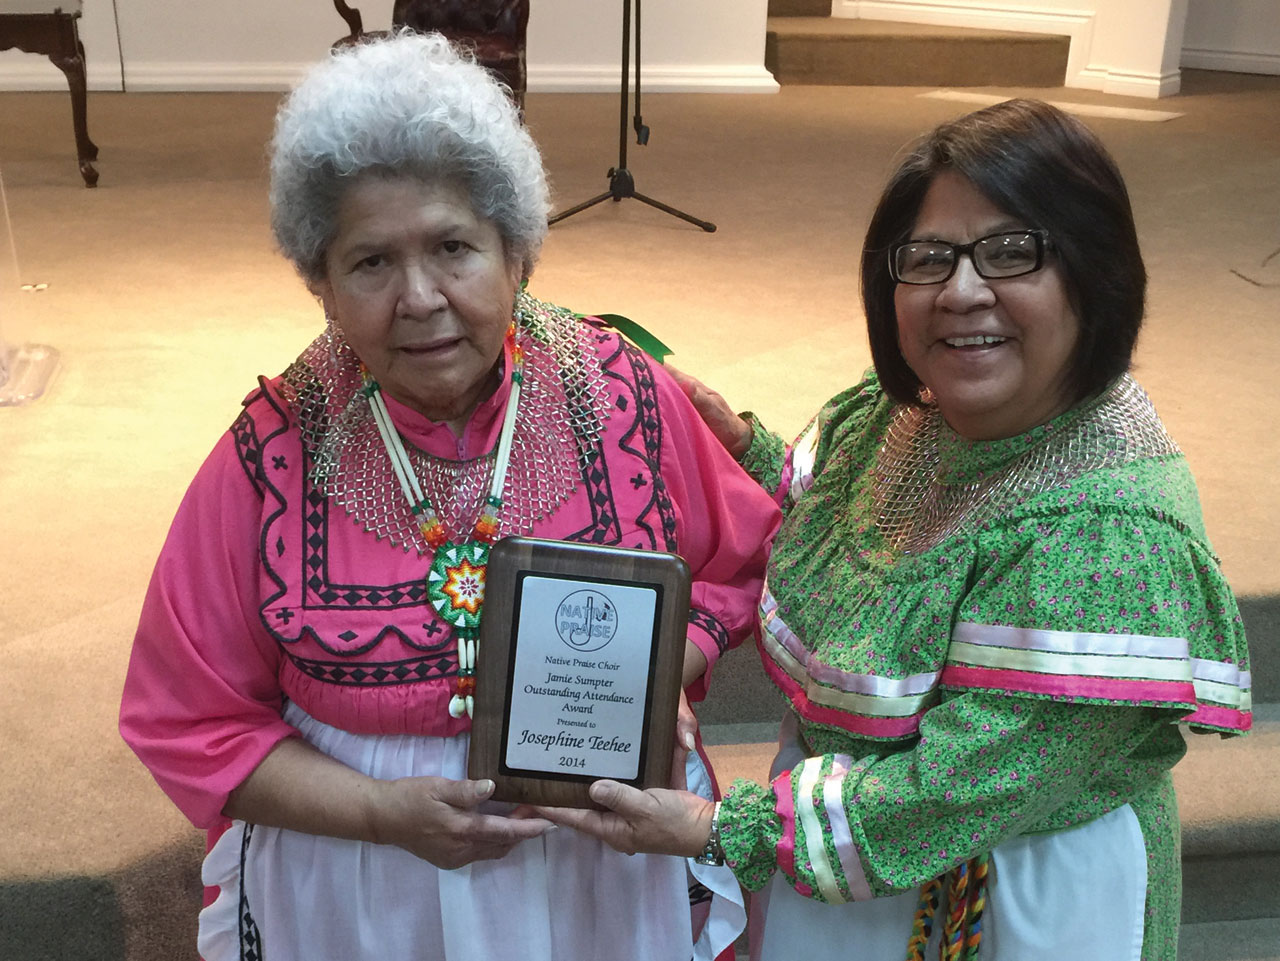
[468,536,691,808]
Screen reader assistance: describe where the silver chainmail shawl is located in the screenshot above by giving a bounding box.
[873,374,1182,554]
[279,292,613,555]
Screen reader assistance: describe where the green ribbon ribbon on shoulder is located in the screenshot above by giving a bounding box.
[582,312,674,364]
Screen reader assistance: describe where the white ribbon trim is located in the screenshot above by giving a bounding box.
[761,588,942,716]
[762,629,941,717]
[951,621,1189,660]
[823,754,873,901]
[947,639,1194,682]
[787,418,822,502]
[796,758,845,904]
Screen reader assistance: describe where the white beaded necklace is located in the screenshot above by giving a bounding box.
[361,324,524,719]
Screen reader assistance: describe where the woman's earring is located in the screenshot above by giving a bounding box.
[325,311,340,366]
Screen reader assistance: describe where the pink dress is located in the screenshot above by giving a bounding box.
[120,305,781,961]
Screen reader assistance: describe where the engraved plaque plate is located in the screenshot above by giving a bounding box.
[469,537,691,807]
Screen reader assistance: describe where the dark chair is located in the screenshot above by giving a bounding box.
[332,0,383,46]
[0,0,98,187]
[332,0,529,111]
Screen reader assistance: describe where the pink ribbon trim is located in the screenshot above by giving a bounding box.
[762,656,924,738]
[1182,702,1253,731]
[774,768,799,886]
[942,664,1197,704]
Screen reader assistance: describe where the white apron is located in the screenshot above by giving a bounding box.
[752,718,1148,961]
[199,702,745,961]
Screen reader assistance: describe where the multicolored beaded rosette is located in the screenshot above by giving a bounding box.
[361,323,526,719]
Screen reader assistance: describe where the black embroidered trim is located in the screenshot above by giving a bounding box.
[290,460,458,659]
[238,823,264,961]
[689,608,732,656]
[564,330,626,544]
[232,377,291,497]
[235,378,293,642]
[300,487,429,609]
[286,650,455,686]
[239,324,684,687]
[231,416,265,498]
[234,383,454,659]
[566,332,679,549]
[614,339,679,552]
[688,879,713,906]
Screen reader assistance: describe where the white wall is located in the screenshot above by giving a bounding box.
[0,0,123,90]
[6,0,1276,95]
[529,0,775,91]
[0,0,776,93]
[1183,0,1280,75]
[834,0,1191,98]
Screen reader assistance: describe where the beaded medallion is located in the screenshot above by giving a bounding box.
[427,540,490,635]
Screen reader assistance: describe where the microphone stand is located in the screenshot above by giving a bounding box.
[548,0,715,232]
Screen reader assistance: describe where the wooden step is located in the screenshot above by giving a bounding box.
[768,0,830,16]
[765,18,1069,87]
[1179,918,1280,961]
[1175,708,1280,925]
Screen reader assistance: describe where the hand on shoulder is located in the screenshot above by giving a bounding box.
[666,366,753,460]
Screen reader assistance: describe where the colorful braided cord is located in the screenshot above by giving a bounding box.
[905,876,943,961]
[962,854,989,961]
[942,860,971,961]
[904,851,992,961]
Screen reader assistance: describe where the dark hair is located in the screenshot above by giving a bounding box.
[861,98,1146,408]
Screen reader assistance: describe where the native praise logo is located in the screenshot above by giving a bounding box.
[554,589,619,652]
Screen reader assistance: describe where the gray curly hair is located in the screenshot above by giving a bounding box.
[269,31,550,285]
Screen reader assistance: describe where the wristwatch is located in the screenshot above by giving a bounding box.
[694,800,725,866]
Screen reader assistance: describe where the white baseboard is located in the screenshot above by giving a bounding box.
[529,64,779,94]
[122,62,304,92]
[1071,66,1182,99]
[1181,46,1280,77]
[0,61,123,91]
[0,60,779,94]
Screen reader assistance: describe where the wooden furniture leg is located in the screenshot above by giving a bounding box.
[0,9,99,187]
[76,39,98,160]
[52,29,97,186]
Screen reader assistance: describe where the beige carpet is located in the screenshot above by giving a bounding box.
[1,69,1277,959]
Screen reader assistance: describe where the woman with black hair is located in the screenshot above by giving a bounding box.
[544,99,1252,961]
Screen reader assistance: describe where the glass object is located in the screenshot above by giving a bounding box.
[890,229,1050,285]
[0,164,59,407]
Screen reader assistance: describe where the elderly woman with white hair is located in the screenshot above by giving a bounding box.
[119,32,778,961]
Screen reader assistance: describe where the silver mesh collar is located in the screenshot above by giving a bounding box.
[279,292,613,554]
[873,375,1181,554]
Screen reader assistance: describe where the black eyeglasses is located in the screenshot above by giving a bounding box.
[890,229,1051,285]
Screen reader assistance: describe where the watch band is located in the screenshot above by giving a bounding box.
[694,800,725,866]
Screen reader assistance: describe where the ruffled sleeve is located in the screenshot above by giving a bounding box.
[943,487,1251,735]
[119,391,298,829]
[736,412,787,501]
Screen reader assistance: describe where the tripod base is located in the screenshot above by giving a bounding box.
[0,342,59,406]
[549,167,716,232]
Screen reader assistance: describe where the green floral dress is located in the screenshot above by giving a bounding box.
[718,372,1251,961]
